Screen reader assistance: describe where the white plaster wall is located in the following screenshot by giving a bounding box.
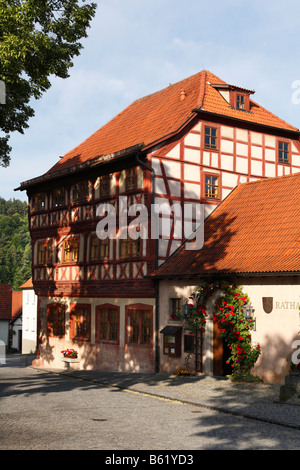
[158,277,300,384]
[22,289,37,354]
[0,321,9,346]
[38,295,156,371]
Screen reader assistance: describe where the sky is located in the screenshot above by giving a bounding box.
[2,0,300,202]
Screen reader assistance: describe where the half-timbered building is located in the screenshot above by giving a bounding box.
[17,70,300,372]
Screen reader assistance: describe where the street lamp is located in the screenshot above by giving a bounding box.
[182,301,192,317]
[242,303,256,331]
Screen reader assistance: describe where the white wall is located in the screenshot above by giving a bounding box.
[22,289,37,354]
[158,276,300,384]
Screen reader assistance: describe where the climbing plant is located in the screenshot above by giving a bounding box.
[178,280,262,382]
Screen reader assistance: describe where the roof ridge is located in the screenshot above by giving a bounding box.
[196,70,207,108]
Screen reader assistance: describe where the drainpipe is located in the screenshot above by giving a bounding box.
[135,153,160,373]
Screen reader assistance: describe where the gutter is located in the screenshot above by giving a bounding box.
[147,270,300,280]
[15,143,145,191]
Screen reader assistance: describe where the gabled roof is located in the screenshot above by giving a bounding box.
[11,291,22,323]
[148,172,300,278]
[24,70,299,184]
[20,277,33,289]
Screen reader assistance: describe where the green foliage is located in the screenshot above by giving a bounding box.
[182,280,262,382]
[0,0,97,166]
[213,284,261,377]
[229,372,263,383]
[0,197,31,289]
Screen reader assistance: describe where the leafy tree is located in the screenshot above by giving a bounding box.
[0,0,97,166]
[0,197,31,289]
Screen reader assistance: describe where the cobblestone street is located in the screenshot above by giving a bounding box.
[1,355,300,452]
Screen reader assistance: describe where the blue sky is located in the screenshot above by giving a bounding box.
[2,0,300,201]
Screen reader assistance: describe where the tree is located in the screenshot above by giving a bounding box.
[0,0,97,166]
[0,197,31,289]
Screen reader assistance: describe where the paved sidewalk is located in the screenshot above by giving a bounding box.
[32,366,300,430]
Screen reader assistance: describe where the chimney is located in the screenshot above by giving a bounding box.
[180,90,186,101]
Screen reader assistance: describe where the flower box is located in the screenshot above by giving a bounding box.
[61,349,78,359]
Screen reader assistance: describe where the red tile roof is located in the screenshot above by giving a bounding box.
[46,70,299,175]
[0,284,12,320]
[148,172,300,277]
[11,291,22,320]
[20,277,33,289]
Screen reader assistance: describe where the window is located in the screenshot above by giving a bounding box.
[90,235,108,261]
[63,238,79,263]
[96,305,119,343]
[132,237,141,258]
[38,240,52,265]
[278,141,290,164]
[127,308,152,345]
[70,304,91,341]
[236,94,245,110]
[169,298,181,320]
[120,234,141,259]
[205,175,219,199]
[47,303,65,337]
[99,174,110,197]
[52,188,65,207]
[204,126,218,150]
[126,167,137,191]
[32,193,45,212]
[72,181,89,203]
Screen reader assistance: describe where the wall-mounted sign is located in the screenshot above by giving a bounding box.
[262,297,273,314]
[262,298,300,313]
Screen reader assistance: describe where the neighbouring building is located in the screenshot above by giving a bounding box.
[0,284,12,347]
[9,291,22,351]
[20,277,38,354]
[0,286,23,351]
[148,172,300,384]
[16,70,300,375]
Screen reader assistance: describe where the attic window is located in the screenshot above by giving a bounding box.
[231,90,250,111]
[236,94,245,110]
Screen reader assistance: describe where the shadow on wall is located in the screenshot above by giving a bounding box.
[253,332,300,384]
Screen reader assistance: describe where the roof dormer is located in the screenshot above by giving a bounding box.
[211,83,255,112]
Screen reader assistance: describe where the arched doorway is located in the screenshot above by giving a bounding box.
[212,322,232,376]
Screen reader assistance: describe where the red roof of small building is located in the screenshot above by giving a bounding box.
[20,277,33,289]
[46,70,299,176]
[148,172,300,278]
[11,291,22,321]
[0,284,13,320]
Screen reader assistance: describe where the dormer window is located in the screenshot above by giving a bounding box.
[236,94,245,110]
[232,91,250,111]
[211,83,254,113]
